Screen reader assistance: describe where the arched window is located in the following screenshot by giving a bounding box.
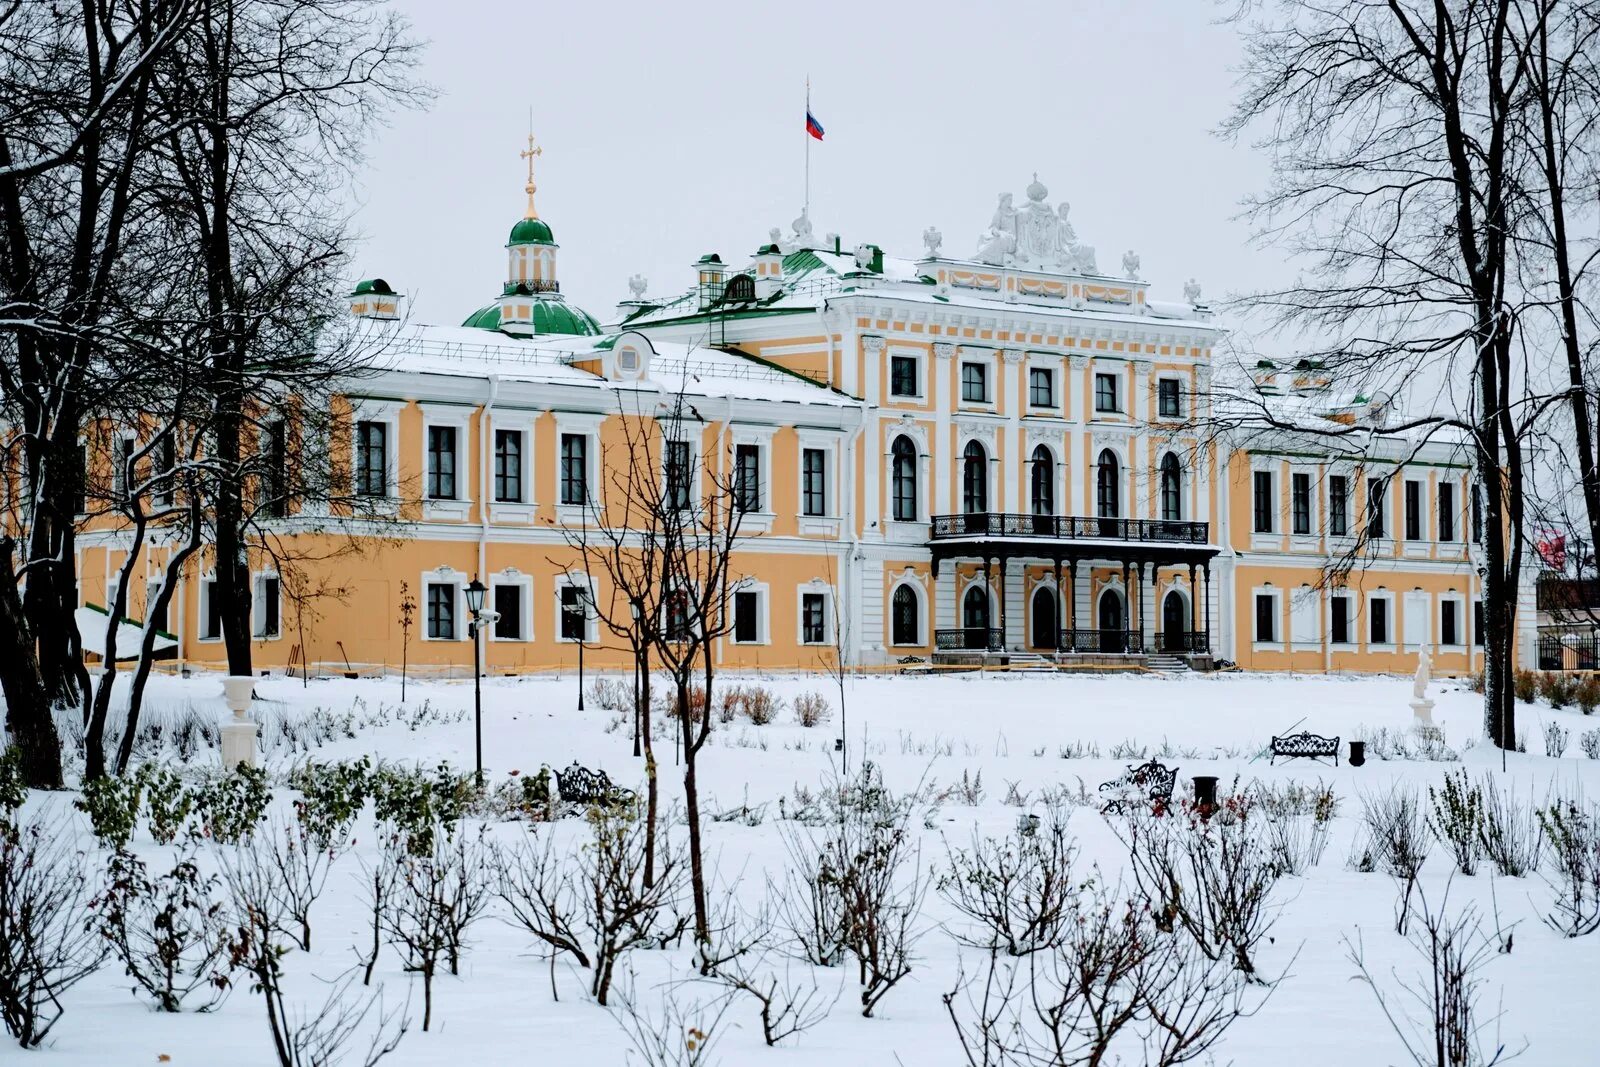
[1030,445,1055,517]
[891,584,919,645]
[1096,449,1120,519]
[891,436,918,522]
[1030,585,1058,649]
[962,441,988,514]
[961,584,992,649]
[1160,453,1182,521]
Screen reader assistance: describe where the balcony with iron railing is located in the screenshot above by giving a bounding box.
[930,513,1209,545]
[929,629,1211,656]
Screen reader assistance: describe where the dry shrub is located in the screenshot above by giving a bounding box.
[1577,676,1600,716]
[1513,669,1539,704]
[794,691,831,729]
[716,685,784,726]
[588,677,632,714]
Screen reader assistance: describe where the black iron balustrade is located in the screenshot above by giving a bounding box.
[934,627,1005,652]
[1057,628,1145,654]
[1153,630,1210,654]
[931,513,1208,544]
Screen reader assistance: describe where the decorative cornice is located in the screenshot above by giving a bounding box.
[862,335,886,354]
[933,342,956,360]
[955,419,999,447]
[1002,348,1025,365]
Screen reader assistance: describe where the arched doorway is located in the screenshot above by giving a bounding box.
[962,583,992,650]
[1031,585,1058,649]
[891,584,920,646]
[1098,587,1125,653]
[1162,589,1188,652]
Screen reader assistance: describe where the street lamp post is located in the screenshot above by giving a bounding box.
[465,576,486,787]
[566,588,587,711]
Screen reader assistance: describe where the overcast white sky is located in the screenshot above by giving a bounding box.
[351,1,1285,336]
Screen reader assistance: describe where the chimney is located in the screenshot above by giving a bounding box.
[349,278,400,320]
[694,253,726,310]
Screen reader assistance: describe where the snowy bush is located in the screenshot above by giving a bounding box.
[588,677,631,714]
[136,763,195,845]
[1356,785,1430,931]
[383,827,490,1030]
[939,806,1078,956]
[1581,729,1600,760]
[194,764,272,844]
[1480,781,1543,877]
[289,757,372,850]
[0,747,25,818]
[1536,796,1600,938]
[1544,721,1570,758]
[76,773,143,849]
[1427,768,1484,876]
[793,691,831,728]
[92,847,233,1012]
[371,763,474,855]
[0,815,106,1047]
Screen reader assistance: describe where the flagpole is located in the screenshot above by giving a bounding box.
[804,75,811,223]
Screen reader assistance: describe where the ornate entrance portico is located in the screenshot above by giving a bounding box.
[928,513,1218,663]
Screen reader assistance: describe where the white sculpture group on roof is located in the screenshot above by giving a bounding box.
[973,174,1098,274]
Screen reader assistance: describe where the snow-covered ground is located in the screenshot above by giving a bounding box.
[13,669,1600,1066]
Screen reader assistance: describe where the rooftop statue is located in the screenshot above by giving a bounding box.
[923,225,943,257]
[974,177,1098,272]
[628,274,648,298]
[1122,249,1141,280]
[790,210,816,251]
[1184,277,1202,304]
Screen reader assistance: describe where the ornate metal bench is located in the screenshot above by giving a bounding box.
[555,762,635,807]
[1099,759,1179,814]
[1269,732,1340,765]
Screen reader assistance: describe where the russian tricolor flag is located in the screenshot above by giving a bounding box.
[805,110,825,141]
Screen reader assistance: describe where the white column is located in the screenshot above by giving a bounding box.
[933,343,955,516]
[1004,560,1026,650]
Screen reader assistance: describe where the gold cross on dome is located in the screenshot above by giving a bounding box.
[520,128,542,219]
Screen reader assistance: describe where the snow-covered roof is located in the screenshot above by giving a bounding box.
[354,322,858,408]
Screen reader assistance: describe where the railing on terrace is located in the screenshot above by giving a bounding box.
[1058,629,1145,654]
[934,627,1005,652]
[930,513,1209,544]
[1537,629,1599,671]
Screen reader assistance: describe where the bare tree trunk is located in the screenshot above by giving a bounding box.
[0,537,63,788]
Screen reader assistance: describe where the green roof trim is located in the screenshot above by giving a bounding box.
[756,243,782,255]
[464,297,600,337]
[351,278,395,296]
[697,252,724,265]
[462,303,502,330]
[507,217,555,246]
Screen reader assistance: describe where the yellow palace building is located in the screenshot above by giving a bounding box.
[73,152,1527,678]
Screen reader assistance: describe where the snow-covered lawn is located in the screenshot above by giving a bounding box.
[12,669,1600,1065]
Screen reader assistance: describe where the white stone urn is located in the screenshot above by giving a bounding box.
[220,674,258,769]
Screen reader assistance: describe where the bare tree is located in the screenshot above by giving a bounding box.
[939,805,1079,957]
[1220,0,1559,747]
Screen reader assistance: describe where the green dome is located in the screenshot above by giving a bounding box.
[461,298,601,337]
[351,277,395,296]
[508,217,555,246]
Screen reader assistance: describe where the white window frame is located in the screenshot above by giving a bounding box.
[1402,588,1431,650]
[1026,363,1057,412]
[959,351,997,409]
[421,568,468,642]
[888,579,927,647]
[1249,463,1278,542]
[1439,593,1466,648]
[797,582,835,646]
[1289,467,1318,543]
[731,582,770,645]
[489,570,533,642]
[660,424,701,513]
[349,399,403,504]
[554,574,598,643]
[112,430,136,500]
[489,413,536,523]
[420,405,472,519]
[1288,584,1321,648]
[1328,591,1357,647]
[887,346,925,401]
[1154,374,1186,421]
[251,570,282,641]
[1325,468,1354,543]
[1092,368,1123,415]
[198,573,221,642]
[1251,585,1284,651]
[796,432,842,534]
[554,412,604,522]
[730,428,776,533]
[1366,590,1396,650]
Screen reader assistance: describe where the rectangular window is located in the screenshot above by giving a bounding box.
[1158,378,1182,418]
[426,582,455,640]
[1094,373,1118,413]
[1028,367,1054,408]
[254,576,280,638]
[961,362,988,403]
[114,436,134,499]
[801,592,827,644]
[559,433,588,506]
[733,590,759,643]
[1329,475,1348,536]
[664,440,691,510]
[1471,486,1483,543]
[355,421,387,497]
[1438,482,1455,542]
[494,429,524,503]
[802,448,827,517]
[1441,599,1459,646]
[1370,598,1389,645]
[1331,596,1351,645]
[559,585,587,642]
[427,425,457,500]
[1254,593,1277,643]
[1473,600,1484,647]
[734,444,762,512]
[261,421,287,517]
[201,578,221,640]
[494,584,522,640]
[1366,477,1387,539]
[890,355,919,397]
[1291,473,1311,535]
[74,443,89,514]
[1404,480,1422,541]
[1252,471,1274,534]
[146,580,168,635]
[153,434,176,508]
